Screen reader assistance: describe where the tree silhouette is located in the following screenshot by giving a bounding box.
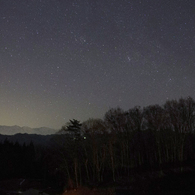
[66,119,82,140]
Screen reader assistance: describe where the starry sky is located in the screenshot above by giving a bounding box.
[0,0,194,129]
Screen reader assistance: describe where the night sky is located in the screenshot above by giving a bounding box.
[0,0,194,129]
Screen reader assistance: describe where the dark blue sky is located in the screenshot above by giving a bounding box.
[0,0,194,129]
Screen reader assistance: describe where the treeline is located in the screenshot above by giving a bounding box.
[1,96,195,191]
[47,96,195,189]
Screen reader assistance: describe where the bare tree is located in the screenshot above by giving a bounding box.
[164,97,195,171]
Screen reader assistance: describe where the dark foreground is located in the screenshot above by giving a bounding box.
[61,167,195,195]
[1,167,195,195]
[115,168,195,195]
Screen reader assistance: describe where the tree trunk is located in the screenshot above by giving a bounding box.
[74,158,78,188]
[85,159,90,182]
[109,141,115,182]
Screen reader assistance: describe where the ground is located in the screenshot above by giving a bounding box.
[62,187,115,195]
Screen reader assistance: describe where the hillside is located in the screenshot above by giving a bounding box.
[0,133,54,146]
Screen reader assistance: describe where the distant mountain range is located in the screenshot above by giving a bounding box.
[0,125,58,135]
[0,125,70,146]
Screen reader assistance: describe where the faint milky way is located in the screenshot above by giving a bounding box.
[0,0,194,129]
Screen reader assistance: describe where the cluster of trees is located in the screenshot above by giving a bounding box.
[47,96,195,189]
[1,96,195,191]
[0,139,36,179]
